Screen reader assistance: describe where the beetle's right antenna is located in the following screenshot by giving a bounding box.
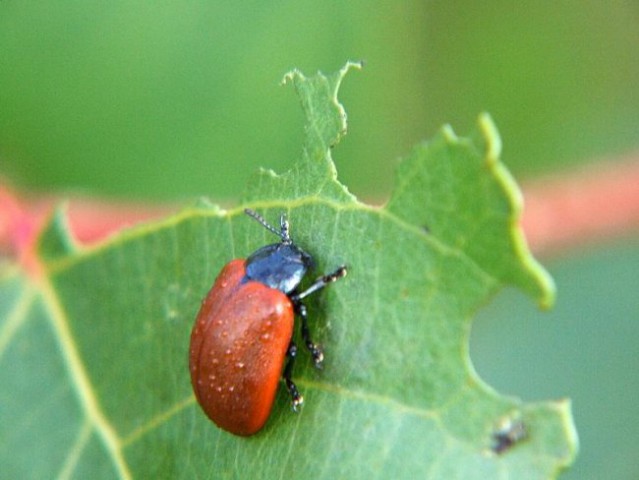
[279,214,291,243]
[244,208,291,243]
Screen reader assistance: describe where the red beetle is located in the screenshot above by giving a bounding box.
[189,209,347,436]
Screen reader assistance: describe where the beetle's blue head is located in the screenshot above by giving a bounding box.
[244,209,314,294]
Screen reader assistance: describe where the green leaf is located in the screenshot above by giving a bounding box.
[0,63,577,479]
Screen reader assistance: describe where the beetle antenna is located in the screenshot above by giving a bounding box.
[279,214,291,243]
[244,208,290,243]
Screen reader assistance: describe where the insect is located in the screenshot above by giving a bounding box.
[189,208,347,436]
[491,417,528,454]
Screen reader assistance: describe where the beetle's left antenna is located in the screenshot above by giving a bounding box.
[244,208,290,243]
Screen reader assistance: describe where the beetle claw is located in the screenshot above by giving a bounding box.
[291,395,304,412]
[313,349,324,368]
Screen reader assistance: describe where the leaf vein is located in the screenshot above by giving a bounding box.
[41,278,132,480]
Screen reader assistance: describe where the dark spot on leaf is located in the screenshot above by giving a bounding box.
[491,418,528,454]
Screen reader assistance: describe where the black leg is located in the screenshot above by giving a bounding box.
[284,341,303,411]
[290,265,347,367]
[295,301,324,368]
[284,265,347,411]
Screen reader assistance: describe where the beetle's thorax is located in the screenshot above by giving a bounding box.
[245,242,313,294]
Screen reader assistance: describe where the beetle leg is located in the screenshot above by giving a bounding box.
[290,265,347,368]
[294,301,324,368]
[284,341,304,412]
[291,265,348,302]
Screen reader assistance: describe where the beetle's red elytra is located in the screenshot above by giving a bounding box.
[189,209,347,436]
[189,259,294,435]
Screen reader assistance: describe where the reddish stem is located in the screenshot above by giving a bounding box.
[521,155,639,255]
[2,156,639,274]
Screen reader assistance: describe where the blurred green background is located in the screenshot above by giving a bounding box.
[1,2,638,478]
[2,1,639,200]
